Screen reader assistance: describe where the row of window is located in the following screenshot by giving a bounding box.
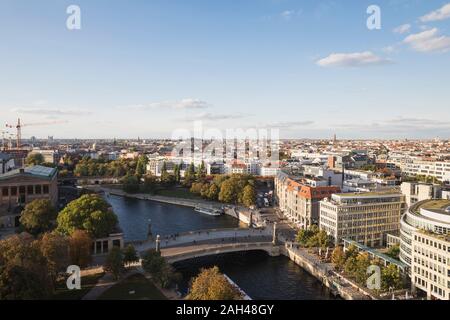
[414,235,450,252]
[1,185,50,197]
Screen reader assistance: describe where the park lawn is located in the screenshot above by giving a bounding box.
[52,272,105,300]
[156,187,201,200]
[97,273,167,300]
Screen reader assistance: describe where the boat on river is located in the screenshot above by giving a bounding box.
[194,206,223,216]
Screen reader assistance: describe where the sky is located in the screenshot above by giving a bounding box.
[0,0,449,140]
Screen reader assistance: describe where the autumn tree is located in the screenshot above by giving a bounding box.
[39,232,70,281]
[68,230,92,267]
[242,185,256,207]
[20,199,57,236]
[0,233,52,299]
[331,246,346,271]
[187,266,242,300]
[354,253,371,285]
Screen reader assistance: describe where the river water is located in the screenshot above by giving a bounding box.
[106,195,336,300]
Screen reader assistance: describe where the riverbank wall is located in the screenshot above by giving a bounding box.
[281,242,372,300]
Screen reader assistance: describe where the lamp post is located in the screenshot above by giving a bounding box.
[272,222,277,245]
[155,235,161,252]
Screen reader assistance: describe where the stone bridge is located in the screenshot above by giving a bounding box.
[132,225,279,263]
[161,241,279,264]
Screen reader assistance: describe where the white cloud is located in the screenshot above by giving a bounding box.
[149,98,210,109]
[119,98,211,110]
[420,3,450,22]
[11,107,92,116]
[316,51,392,67]
[280,10,301,20]
[403,28,450,52]
[266,121,314,129]
[393,23,411,34]
[187,112,249,121]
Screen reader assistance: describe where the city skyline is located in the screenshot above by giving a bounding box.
[1,0,450,139]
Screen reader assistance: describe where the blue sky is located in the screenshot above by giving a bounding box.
[0,0,449,139]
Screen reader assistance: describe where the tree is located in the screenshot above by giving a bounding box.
[143,174,158,194]
[57,194,118,238]
[207,183,220,201]
[197,161,206,181]
[104,247,124,280]
[307,230,330,249]
[0,265,51,300]
[218,179,237,203]
[136,155,148,177]
[68,230,92,267]
[190,182,204,194]
[381,264,403,291]
[25,153,45,166]
[187,266,242,300]
[345,244,359,260]
[122,244,139,265]
[331,246,346,271]
[174,164,181,183]
[0,233,53,299]
[39,232,69,281]
[386,244,400,260]
[121,174,140,193]
[242,185,256,207]
[19,199,57,236]
[344,256,358,277]
[141,250,178,288]
[354,253,371,285]
[141,250,165,275]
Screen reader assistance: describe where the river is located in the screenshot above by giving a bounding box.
[106,195,337,300]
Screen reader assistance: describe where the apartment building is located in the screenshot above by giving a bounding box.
[401,182,443,207]
[402,160,450,183]
[319,191,405,247]
[400,199,450,273]
[411,230,450,300]
[275,171,340,228]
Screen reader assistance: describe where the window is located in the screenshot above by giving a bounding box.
[19,186,25,194]
[43,185,49,194]
[10,187,17,196]
[27,185,34,195]
[2,187,8,196]
[35,185,41,194]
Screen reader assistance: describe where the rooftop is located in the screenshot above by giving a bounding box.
[0,165,57,181]
[419,199,450,214]
[337,189,401,198]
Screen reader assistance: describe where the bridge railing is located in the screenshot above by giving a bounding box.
[163,242,274,262]
[134,227,273,252]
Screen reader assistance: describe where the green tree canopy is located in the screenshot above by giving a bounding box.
[19,199,57,236]
[57,194,118,238]
[25,153,45,166]
[104,247,124,280]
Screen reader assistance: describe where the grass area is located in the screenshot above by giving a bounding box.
[420,199,450,211]
[52,272,105,300]
[155,187,201,200]
[98,274,167,300]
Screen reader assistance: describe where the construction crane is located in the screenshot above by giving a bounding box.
[6,118,66,149]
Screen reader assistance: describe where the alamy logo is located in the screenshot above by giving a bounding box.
[366,265,381,290]
[66,265,81,290]
[367,5,381,30]
[66,5,81,30]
